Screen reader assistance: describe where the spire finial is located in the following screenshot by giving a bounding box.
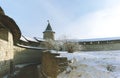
[47,20,49,23]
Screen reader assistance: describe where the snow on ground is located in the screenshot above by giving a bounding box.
[57,50,120,78]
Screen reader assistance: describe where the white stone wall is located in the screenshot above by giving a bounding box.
[81,43,120,51]
[0,27,13,76]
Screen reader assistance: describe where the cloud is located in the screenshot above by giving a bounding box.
[66,0,120,39]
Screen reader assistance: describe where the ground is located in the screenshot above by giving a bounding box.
[3,50,120,78]
[14,64,39,78]
[57,50,120,78]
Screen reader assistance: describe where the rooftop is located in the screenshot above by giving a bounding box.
[68,37,120,42]
[43,20,55,33]
[0,7,21,41]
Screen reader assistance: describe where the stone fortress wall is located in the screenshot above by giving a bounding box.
[38,51,68,78]
[80,40,120,51]
[14,45,43,65]
[0,6,22,77]
[0,27,14,76]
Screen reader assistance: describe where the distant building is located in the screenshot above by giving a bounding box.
[43,21,55,40]
[17,21,56,48]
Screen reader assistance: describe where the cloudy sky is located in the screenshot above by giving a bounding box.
[1,0,120,39]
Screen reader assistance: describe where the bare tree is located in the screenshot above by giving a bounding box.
[63,41,80,53]
[41,39,60,51]
[58,35,81,53]
[40,35,81,52]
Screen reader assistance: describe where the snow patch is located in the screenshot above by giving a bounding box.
[57,50,120,78]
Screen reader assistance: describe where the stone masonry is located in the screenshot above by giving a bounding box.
[39,51,68,78]
[0,27,14,77]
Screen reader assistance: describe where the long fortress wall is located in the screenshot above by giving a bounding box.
[80,43,120,51]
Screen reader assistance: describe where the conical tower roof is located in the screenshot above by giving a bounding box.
[45,22,52,31]
[43,20,55,33]
[0,7,5,15]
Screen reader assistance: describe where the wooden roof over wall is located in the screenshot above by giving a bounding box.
[0,7,21,41]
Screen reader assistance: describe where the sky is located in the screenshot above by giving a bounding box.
[1,0,120,39]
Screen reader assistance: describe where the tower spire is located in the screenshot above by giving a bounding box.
[47,20,49,23]
[45,20,53,31]
[43,20,55,40]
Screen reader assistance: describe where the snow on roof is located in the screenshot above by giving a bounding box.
[17,44,46,50]
[67,37,120,42]
[25,36,38,42]
[20,36,28,42]
[20,35,45,42]
[34,37,45,42]
[20,35,39,42]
